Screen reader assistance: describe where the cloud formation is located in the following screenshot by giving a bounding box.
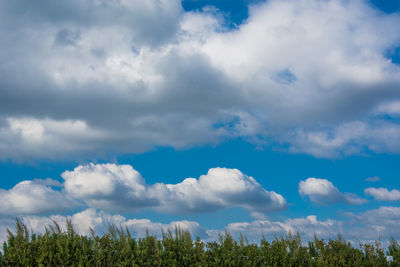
[1,0,400,160]
[299,177,367,205]
[62,163,287,214]
[364,187,400,201]
[0,163,285,217]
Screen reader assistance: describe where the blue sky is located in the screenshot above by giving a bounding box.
[1,0,400,243]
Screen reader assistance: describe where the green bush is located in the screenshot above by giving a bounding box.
[1,220,399,266]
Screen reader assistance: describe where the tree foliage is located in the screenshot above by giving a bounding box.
[1,219,399,266]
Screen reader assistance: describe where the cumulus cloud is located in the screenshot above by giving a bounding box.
[1,0,400,160]
[299,177,367,205]
[62,163,287,214]
[62,163,157,212]
[151,167,287,213]
[364,187,400,201]
[0,180,75,216]
[0,163,285,217]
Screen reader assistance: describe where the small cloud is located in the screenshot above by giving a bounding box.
[365,176,381,182]
[364,187,400,201]
[299,177,367,205]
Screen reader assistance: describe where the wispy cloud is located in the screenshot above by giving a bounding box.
[365,176,381,182]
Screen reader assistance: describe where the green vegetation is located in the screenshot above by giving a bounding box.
[1,219,400,266]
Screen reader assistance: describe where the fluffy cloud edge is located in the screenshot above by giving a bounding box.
[299,177,367,205]
[61,163,287,214]
[364,187,400,201]
[0,180,78,216]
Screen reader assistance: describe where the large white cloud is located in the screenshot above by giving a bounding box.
[0,163,285,217]
[150,167,287,213]
[63,163,160,212]
[62,163,287,214]
[364,187,400,201]
[1,0,400,160]
[299,177,367,205]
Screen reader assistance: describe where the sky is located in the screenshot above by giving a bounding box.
[1,0,400,245]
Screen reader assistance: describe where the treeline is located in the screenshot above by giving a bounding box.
[1,219,400,266]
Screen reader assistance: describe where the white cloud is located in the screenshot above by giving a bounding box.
[299,177,367,205]
[364,187,400,201]
[151,167,287,213]
[62,163,287,214]
[1,0,400,160]
[0,180,75,216]
[63,163,156,212]
[0,163,285,218]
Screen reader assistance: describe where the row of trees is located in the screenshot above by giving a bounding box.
[1,219,400,266]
